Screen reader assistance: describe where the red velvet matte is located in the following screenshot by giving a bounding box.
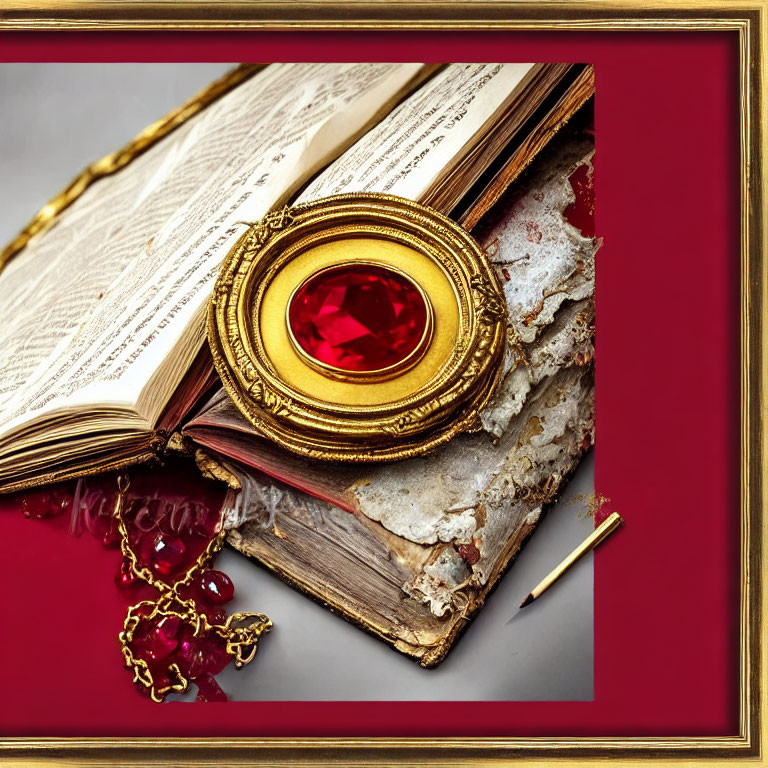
[0,30,740,737]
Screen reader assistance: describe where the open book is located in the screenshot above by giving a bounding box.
[0,62,591,494]
[0,62,595,663]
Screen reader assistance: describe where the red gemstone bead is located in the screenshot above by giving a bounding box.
[151,668,172,694]
[197,569,235,606]
[130,615,180,667]
[203,638,232,675]
[177,633,207,680]
[134,602,154,618]
[145,615,181,661]
[93,513,121,548]
[21,494,52,519]
[21,487,72,519]
[202,605,228,627]
[288,264,428,373]
[139,532,186,578]
[177,628,231,680]
[49,487,73,516]
[115,557,139,589]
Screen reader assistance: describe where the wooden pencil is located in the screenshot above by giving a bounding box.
[520,512,623,608]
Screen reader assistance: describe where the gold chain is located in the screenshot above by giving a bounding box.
[113,473,272,702]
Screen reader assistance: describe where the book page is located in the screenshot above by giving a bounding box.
[0,63,426,441]
[295,63,534,206]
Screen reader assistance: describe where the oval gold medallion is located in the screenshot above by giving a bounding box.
[207,193,506,462]
[286,261,435,382]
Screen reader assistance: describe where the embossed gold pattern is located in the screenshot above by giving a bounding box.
[208,193,507,462]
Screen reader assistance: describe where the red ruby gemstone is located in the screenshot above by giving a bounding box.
[288,264,428,373]
[177,630,208,680]
[93,513,121,548]
[21,486,72,519]
[197,569,235,606]
[177,627,231,680]
[139,532,187,578]
[147,616,182,661]
[201,605,228,627]
[115,557,139,590]
[132,615,181,663]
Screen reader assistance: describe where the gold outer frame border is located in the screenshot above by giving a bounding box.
[0,3,764,766]
[208,193,507,462]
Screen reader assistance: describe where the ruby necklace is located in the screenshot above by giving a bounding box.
[21,465,271,702]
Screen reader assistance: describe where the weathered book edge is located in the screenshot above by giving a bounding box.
[226,429,592,668]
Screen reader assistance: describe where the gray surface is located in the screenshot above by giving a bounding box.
[0,63,593,701]
[214,453,595,701]
[0,63,234,246]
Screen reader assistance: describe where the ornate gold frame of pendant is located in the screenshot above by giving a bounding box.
[208,193,507,462]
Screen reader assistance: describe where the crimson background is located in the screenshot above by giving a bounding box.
[0,31,740,737]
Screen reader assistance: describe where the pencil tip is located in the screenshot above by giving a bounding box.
[519,593,533,608]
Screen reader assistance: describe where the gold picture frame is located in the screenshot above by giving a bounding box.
[0,2,765,765]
